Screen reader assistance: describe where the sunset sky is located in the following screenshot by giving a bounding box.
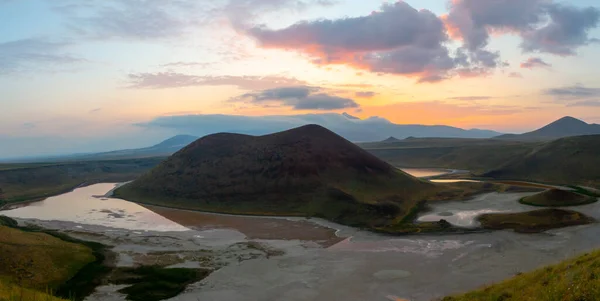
[1,0,600,157]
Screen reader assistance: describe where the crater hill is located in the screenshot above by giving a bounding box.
[115,125,443,228]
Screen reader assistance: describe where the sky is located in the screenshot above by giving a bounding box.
[1,0,600,158]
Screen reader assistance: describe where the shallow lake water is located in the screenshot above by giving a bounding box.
[3,183,600,301]
[1,183,189,232]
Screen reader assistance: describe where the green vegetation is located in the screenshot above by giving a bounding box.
[0,280,70,301]
[359,137,541,174]
[520,189,597,207]
[0,157,163,206]
[115,125,516,234]
[568,185,600,198]
[115,125,435,231]
[0,225,95,290]
[443,250,600,301]
[111,266,211,301]
[0,216,113,301]
[478,209,595,233]
[360,135,600,189]
[484,135,600,188]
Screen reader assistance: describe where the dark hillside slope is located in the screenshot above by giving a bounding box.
[360,138,540,172]
[484,135,600,188]
[116,125,436,227]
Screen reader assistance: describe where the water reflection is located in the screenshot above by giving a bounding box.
[400,168,451,178]
[417,192,535,227]
[1,183,189,232]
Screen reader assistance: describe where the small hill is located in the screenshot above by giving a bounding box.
[496,116,600,140]
[477,209,594,233]
[115,125,436,228]
[381,136,402,143]
[484,135,600,188]
[443,249,600,301]
[520,189,597,207]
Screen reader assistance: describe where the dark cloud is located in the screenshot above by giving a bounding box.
[543,84,600,107]
[520,57,551,69]
[566,100,600,107]
[445,0,600,59]
[89,108,102,113]
[355,91,376,98]
[521,5,600,55]
[126,72,307,89]
[0,38,84,75]
[247,2,458,82]
[544,85,600,99]
[234,86,360,111]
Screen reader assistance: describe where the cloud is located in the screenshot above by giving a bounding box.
[160,61,212,68]
[21,122,36,130]
[89,108,102,114]
[445,0,600,58]
[53,1,206,40]
[234,86,360,111]
[508,72,523,78]
[246,2,458,82]
[126,72,307,89]
[566,100,600,107]
[225,0,337,29]
[544,85,600,99]
[53,0,336,41]
[0,38,84,75]
[447,96,493,101]
[521,4,600,55]
[355,91,376,98]
[520,57,551,69]
[543,84,600,107]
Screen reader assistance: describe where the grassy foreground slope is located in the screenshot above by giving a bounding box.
[0,157,163,206]
[484,135,600,188]
[116,125,437,228]
[0,225,95,290]
[0,280,69,301]
[443,250,600,301]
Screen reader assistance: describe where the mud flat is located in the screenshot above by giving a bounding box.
[144,205,342,247]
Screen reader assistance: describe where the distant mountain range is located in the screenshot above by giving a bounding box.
[70,135,199,160]
[27,113,505,161]
[496,116,600,140]
[140,112,504,141]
